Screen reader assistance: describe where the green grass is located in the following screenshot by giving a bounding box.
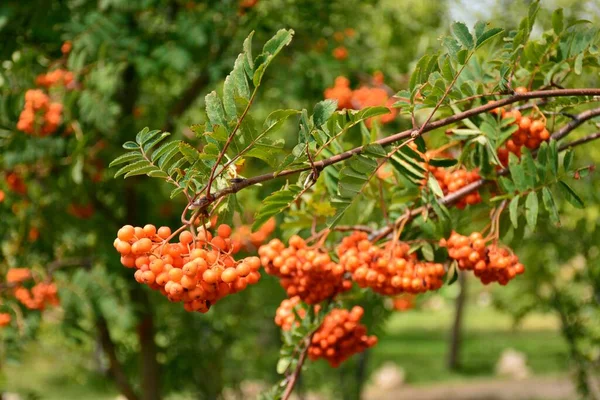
[370,305,568,384]
[1,305,569,398]
[1,341,119,400]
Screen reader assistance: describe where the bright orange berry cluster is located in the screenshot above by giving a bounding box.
[274,299,377,367]
[308,306,377,367]
[5,268,59,310]
[492,88,550,165]
[114,224,261,313]
[441,231,525,285]
[13,282,59,310]
[324,75,397,126]
[428,166,482,209]
[0,313,11,327]
[258,236,352,304]
[337,232,445,295]
[35,69,74,88]
[274,296,320,331]
[324,77,353,109]
[17,89,63,136]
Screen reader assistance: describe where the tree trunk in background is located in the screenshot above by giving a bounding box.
[97,314,140,400]
[447,271,467,370]
[134,286,162,400]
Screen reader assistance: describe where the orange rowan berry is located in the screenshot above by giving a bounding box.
[118,225,135,242]
[332,46,348,60]
[217,224,232,238]
[179,230,194,245]
[61,41,72,54]
[157,226,171,239]
[221,267,238,283]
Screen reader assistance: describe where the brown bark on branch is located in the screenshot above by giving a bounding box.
[192,89,600,210]
[551,108,600,141]
[282,336,312,400]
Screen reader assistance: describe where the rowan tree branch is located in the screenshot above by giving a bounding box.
[282,334,314,400]
[333,225,375,233]
[551,108,600,141]
[559,131,600,151]
[370,112,600,241]
[191,88,600,211]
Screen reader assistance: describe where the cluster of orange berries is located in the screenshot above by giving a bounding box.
[274,296,320,331]
[324,75,397,126]
[259,236,352,304]
[35,69,74,88]
[491,87,550,165]
[13,282,59,310]
[0,313,11,327]
[428,166,482,209]
[337,232,445,295]
[7,268,59,310]
[274,299,377,367]
[114,224,261,313]
[16,89,63,136]
[5,172,27,195]
[308,306,377,367]
[441,231,525,285]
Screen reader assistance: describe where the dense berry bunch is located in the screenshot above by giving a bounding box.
[5,268,59,310]
[324,77,353,109]
[308,306,377,367]
[258,236,352,304]
[113,224,261,313]
[35,69,74,88]
[428,166,482,209]
[274,296,321,331]
[337,232,445,295]
[13,282,59,310]
[16,89,63,135]
[491,90,550,165]
[0,313,11,327]
[441,231,525,285]
[324,75,397,126]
